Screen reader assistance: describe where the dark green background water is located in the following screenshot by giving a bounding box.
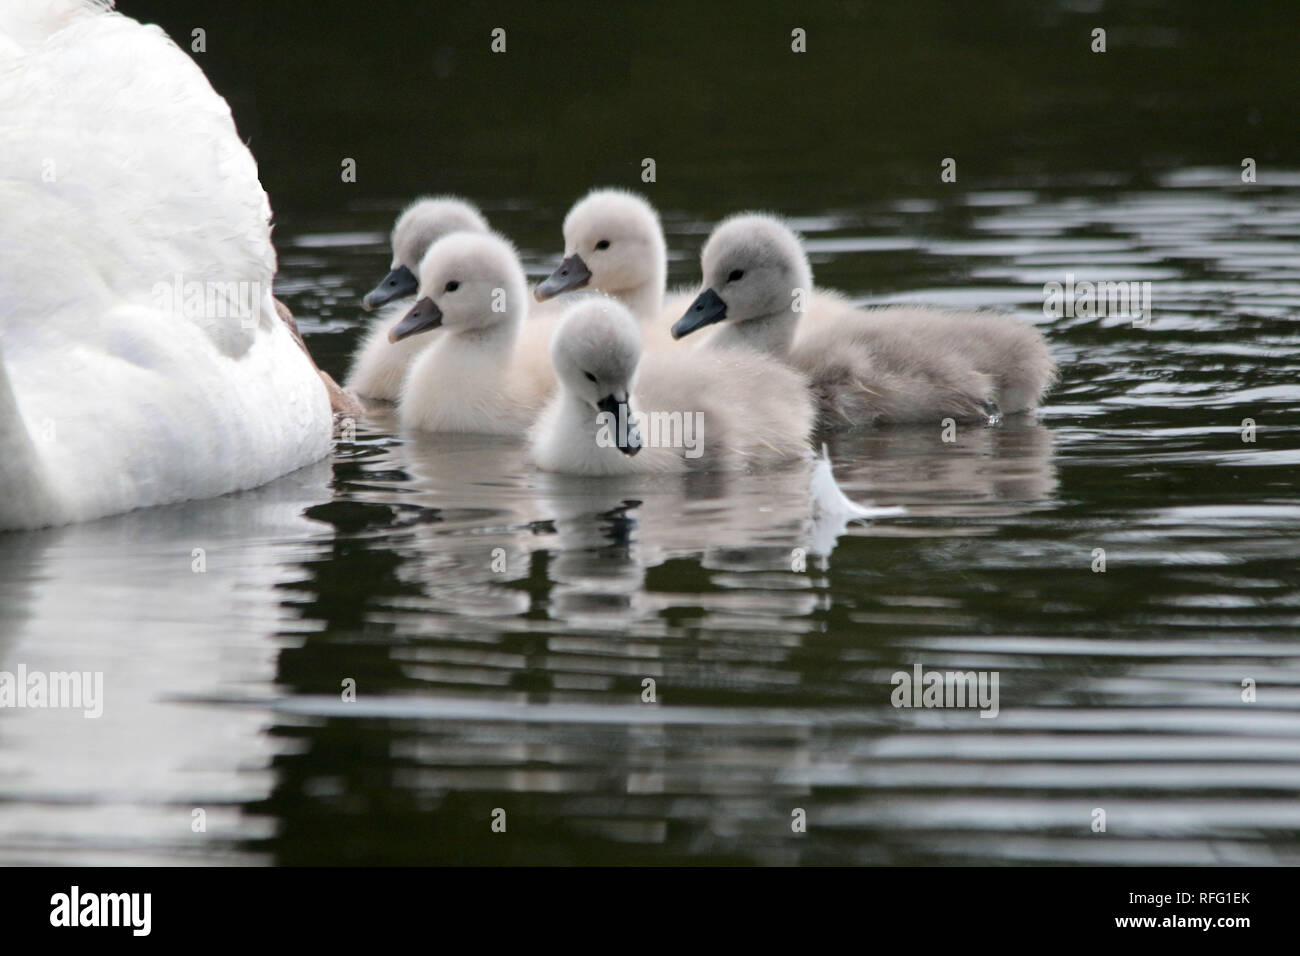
[0,1,1297,865]
[128,0,1300,213]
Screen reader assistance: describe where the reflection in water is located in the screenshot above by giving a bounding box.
[5,179,1300,864]
[0,462,333,864]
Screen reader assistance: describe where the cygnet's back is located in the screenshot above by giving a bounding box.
[793,295,1055,426]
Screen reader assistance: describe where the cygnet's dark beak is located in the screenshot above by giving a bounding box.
[362,265,418,311]
[672,288,728,339]
[535,254,592,301]
[597,393,641,456]
[388,296,443,342]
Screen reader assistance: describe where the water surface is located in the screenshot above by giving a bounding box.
[3,174,1298,864]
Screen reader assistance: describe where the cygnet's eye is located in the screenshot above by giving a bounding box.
[444,280,460,293]
[583,371,597,383]
[595,240,611,251]
[727,269,745,283]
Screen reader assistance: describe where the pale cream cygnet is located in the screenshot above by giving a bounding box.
[530,296,814,475]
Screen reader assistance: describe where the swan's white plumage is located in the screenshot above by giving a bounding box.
[690,214,1057,428]
[398,232,557,434]
[0,0,331,530]
[345,196,490,400]
[530,297,813,475]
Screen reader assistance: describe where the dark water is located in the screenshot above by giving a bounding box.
[2,1,1299,865]
[4,177,1299,865]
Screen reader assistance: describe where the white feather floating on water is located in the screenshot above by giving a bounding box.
[808,444,905,556]
[810,445,905,520]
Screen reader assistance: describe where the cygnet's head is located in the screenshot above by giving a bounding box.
[362,196,489,310]
[388,232,527,343]
[550,296,644,455]
[535,189,667,303]
[672,214,812,339]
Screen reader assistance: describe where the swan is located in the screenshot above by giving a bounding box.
[393,232,558,434]
[530,296,814,475]
[0,0,331,531]
[672,214,1057,428]
[346,196,490,400]
[534,189,690,348]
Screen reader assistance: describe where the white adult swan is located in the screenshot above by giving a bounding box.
[346,196,490,400]
[530,296,813,475]
[673,214,1057,428]
[0,1,332,531]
